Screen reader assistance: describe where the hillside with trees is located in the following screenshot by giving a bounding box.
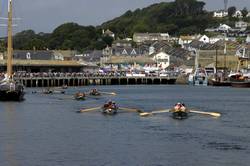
[101,0,219,38]
[0,0,248,52]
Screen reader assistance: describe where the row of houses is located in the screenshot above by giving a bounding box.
[213,10,250,18]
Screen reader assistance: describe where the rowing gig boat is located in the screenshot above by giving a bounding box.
[172,111,188,120]
[102,106,118,115]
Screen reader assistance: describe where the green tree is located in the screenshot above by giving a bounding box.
[228,6,236,17]
[241,7,248,17]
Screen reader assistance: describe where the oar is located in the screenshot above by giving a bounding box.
[78,106,101,113]
[140,109,170,117]
[119,107,143,113]
[190,110,221,117]
[100,91,116,95]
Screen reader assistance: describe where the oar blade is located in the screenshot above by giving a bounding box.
[210,112,221,117]
[139,112,152,116]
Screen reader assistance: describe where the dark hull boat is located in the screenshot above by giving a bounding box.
[0,82,25,101]
[102,107,118,115]
[209,80,231,86]
[231,81,250,88]
[172,111,188,120]
[0,0,25,102]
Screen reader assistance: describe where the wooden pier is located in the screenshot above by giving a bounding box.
[15,76,177,87]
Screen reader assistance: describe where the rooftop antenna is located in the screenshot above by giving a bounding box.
[224,0,228,11]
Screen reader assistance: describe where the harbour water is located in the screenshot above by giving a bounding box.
[0,85,250,166]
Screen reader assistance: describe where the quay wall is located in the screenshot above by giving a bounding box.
[15,76,177,87]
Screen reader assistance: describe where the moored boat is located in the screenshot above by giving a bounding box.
[231,81,250,88]
[209,79,231,86]
[0,80,24,101]
[0,0,25,102]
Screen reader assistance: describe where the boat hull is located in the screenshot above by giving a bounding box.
[231,81,250,88]
[89,92,101,96]
[102,108,118,115]
[0,82,25,101]
[172,111,188,120]
[209,80,231,86]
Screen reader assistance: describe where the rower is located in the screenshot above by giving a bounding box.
[173,102,188,112]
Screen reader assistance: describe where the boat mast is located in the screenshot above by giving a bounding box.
[7,0,13,79]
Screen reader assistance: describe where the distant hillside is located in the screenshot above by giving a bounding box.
[101,0,220,38]
[0,0,238,52]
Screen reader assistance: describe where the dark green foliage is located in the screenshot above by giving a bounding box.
[241,7,248,17]
[101,0,217,36]
[228,6,236,17]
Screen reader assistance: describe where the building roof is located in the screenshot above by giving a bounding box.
[12,50,55,60]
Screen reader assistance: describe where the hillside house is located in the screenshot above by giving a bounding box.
[152,51,170,69]
[213,10,228,18]
[235,21,248,30]
[233,10,243,18]
[133,33,170,43]
[178,35,197,48]
[199,35,210,43]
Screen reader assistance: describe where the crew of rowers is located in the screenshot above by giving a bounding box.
[171,102,188,113]
[89,88,101,96]
[103,100,118,110]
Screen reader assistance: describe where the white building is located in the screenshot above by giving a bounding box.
[233,10,243,18]
[153,51,170,69]
[218,24,232,32]
[133,33,170,43]
[213,10,228,18]
[210,35,225,44]
[199,35,210,43]
[178,35,197,47]
[246,35,250,43]
[235,21,248,29]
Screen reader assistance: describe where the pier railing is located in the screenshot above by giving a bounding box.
[9,72,178,87]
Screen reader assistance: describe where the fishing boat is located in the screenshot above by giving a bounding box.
[188,49,208,86]
[209,79,231,86]
[231,81,250,88]
[189,68,208,86]
[0,0,25,101]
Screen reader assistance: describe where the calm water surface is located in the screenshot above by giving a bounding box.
[0,85,250,166]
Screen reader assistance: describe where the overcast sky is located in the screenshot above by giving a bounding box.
[0,0,250,36]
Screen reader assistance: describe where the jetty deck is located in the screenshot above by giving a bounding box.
[15,76,177,87]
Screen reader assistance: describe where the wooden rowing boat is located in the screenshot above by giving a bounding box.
[172,111,188,119]
[102,106,118,115]
[89,91,101,96]
[74,92,86,100]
